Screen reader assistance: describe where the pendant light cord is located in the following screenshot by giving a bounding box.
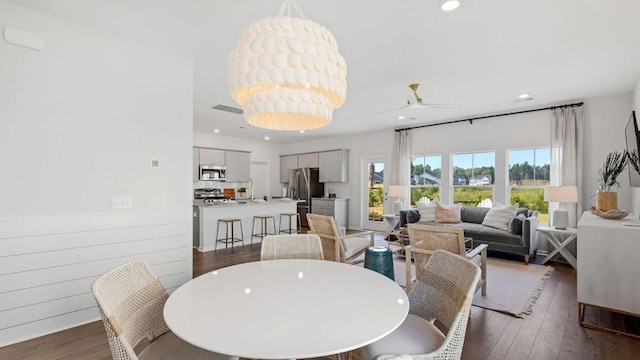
[278,0,305,18]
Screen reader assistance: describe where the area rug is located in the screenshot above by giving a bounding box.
[469,258,554,318]
[360,248,553,318]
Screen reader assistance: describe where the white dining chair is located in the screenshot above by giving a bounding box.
[91,259,237,360]
[363,249,481,360]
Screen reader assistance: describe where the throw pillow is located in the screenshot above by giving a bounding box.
[508,213,527,235]
[435,202,462,223]
[406,210,421,223]
[416,198,438,221]
[482,203,519,231]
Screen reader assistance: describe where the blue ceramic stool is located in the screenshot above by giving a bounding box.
[364,246,395,280]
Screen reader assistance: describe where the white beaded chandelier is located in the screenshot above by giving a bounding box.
[227,0,347,131]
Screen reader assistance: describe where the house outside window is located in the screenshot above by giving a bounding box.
[411,155,441,205]
[508,147,550,224]
[452,152,495,206]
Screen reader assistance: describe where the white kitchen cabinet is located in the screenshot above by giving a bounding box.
[311,198,349,229]
[280,155,299,183]
[199,148,225,166]
[225,151,251,182]
[298,153,319,168]
[319,149,349,183]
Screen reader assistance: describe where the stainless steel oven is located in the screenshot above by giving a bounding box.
[199,165,226,181]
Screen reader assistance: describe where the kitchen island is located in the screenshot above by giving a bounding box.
[193,199,300,252]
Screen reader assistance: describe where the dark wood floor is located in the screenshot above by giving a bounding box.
[2,232,639,360]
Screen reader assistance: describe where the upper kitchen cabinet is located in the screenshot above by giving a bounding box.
[225,150,250,182]
[199,148,225,166]
[319,149,349,183]
[297,153,319,168]
[280,155,298,183]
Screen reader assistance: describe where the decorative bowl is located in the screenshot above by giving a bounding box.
[589,206,629,219]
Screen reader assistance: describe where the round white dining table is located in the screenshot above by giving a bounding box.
[164,259,409,359]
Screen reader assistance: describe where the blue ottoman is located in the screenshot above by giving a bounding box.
[364,246,395,280]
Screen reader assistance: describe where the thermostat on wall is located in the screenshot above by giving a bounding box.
[150,159,160,168]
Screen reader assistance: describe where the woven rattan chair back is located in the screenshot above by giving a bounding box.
[91,259,170,360]
[260,234,324,260]
[407,224,466,280]
[306,213,346,261]
[408,249,481,359]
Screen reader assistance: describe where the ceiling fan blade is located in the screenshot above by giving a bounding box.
[418,103,462,109]
[374,103,412,115]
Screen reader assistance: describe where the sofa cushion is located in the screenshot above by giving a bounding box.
[482,203,519,231]
[460,206,490,224]
[435,203,461,223]
[406,210,421,223]
[415,200,437,221]
[509,213,527,235]
[516,207,531,218]
[455,222,523,246]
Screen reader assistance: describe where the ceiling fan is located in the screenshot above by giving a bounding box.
[376,83,461,115]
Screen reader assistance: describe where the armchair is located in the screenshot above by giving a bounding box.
[306,213,374,264]
[406,224,487,295]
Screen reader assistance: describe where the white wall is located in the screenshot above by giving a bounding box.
[0,1,193,346]
[582,93,634,211]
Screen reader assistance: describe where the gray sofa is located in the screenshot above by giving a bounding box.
[399,206,539,264]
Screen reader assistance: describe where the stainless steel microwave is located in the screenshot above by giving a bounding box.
[199,165,226,181]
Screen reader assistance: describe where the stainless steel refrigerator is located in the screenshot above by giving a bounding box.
[288,168,324,227]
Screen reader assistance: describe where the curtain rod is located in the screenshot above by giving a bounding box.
[394,101,584,132]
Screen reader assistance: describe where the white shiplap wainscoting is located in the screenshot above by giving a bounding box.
[0,208,193,347]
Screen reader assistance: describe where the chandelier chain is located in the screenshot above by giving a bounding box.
[277,0,306,19]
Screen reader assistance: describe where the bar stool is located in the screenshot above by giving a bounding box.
[252,215,276,244]
[279,213,301,234]
[216,218,244,250]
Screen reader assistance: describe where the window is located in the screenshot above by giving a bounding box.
[411,155,441,205]
[452,152,495,206]
[508,148,550,224]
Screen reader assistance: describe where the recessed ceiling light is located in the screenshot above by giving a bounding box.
[264,136,270,140]
[299,130,305,133]
[213,129,220,133]
[398,115,406,120]
[440,0,461,12]
[518,93,531,99]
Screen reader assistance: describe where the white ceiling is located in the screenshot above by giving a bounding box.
[9,0,640,143]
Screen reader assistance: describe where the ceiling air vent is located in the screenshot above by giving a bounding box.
[212,104,243,114]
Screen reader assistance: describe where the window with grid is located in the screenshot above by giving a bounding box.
[411,155,442,205]
[452,152,495,206]
[508,147,550,224]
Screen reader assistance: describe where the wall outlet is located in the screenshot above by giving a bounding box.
[147,194,165,208]
[149,159,160,168]
[112,196,133,209]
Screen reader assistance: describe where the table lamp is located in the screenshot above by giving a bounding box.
[388,185,406,216]
[544,186,578,229]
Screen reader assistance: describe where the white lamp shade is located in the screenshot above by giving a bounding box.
[228,15,347,131]
[544,186,578,203]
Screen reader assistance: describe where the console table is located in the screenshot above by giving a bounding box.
[577,212,640,338]
[536,225,577,269]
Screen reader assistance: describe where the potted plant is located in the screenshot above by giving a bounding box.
[596,150,628,211]
[238,187,247,198]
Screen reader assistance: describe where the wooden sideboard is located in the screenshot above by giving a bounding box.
[576,211,640,337]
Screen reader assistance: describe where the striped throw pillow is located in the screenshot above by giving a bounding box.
[482,203,519,231]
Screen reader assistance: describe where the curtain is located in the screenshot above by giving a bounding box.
[550,106,583,228]
[391,130,412,209]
